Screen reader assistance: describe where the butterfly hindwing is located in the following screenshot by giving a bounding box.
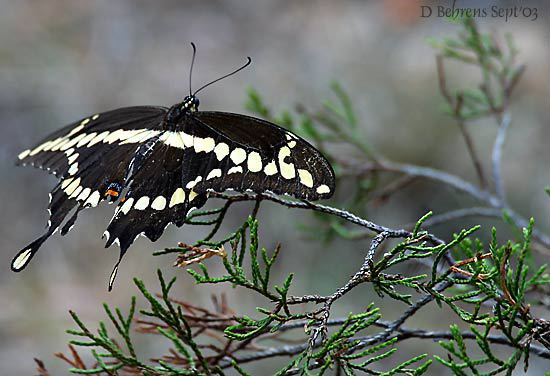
[104,142,208,267]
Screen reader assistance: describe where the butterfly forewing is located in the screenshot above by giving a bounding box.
[183,111,334,200]
[17,106,167,177]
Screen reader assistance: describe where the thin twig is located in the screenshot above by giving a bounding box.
[372,175,417,205]
[416,207,502,228]
[450,252,492,279]
[217,315,550,370]
[308,231,391,346]
[491,112,511,204]
[437,55,487,188]
[208,191,446,248]
[346,159,550,249]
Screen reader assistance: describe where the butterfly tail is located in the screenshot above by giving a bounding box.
[104,231,131,292]
[108,257,122,292]
[11,229,55,272]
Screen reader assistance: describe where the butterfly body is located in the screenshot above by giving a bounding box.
[163,95,201,129]
[12,68,335,289]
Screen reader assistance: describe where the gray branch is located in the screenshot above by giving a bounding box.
[492,112,511,204]
[209,191,446,247]
[349,159,550,249]
[420,207,502,228]
[218,310,550,370]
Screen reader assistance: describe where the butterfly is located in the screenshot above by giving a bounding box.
[12,43,335,289]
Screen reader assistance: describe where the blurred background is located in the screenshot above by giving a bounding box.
[1,0,548,374]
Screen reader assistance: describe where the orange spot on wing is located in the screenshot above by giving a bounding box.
[105,189,119,197]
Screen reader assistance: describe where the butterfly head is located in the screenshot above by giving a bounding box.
[182,95,200,113]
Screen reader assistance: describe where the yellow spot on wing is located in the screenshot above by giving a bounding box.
[120,197,134,214]
[230,148,246,165]
[12,248,33,270]
[169,188,185,208]
[88,131,110,147]
[105,129,125,144]
[77,187,91,201]
[264,161,278,176]
[18,149,31,160]
[228,166,243,174]
[77,132,97,147]
[298,169,314,188]
[60,134,86,151]
[182,133,194,147]
[134,196,150,210]
[69,185,83,198]
[247,152,262,172]
[68,124,84,136]
[50,138,70,151]
[200,137,216,153]
[64,178,81,195]
[316,185,330,194]
[278,146,295,179]
[151,196,167,210]
[186,176,202,189]
[68,163,79,175]
[61,178,74,189]
[206,169,222,180]
[161,132,186,149]
[45,137,65,151]
[85,191,101,207]
[214,143,230,161]
[68,151,79,164]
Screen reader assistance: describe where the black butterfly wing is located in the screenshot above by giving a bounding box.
[11,107,167,272]
[187,111,335,200]
[103,141,208,288]
[102,111,334,289]
[104,141,207,249]
[16,106,167,177]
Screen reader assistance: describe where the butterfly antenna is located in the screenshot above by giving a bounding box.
[189,42,197,97]
[194,56,252,95]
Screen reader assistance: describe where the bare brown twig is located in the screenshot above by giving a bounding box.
[437,55,488,189]
[174,243,227,267]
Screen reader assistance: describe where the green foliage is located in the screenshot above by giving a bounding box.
[66,273,215,375]
[58,211,548,375]
[430,17,524,121]
[66,297,139,374]
[431,220,550,375]
[277,310,432,376]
